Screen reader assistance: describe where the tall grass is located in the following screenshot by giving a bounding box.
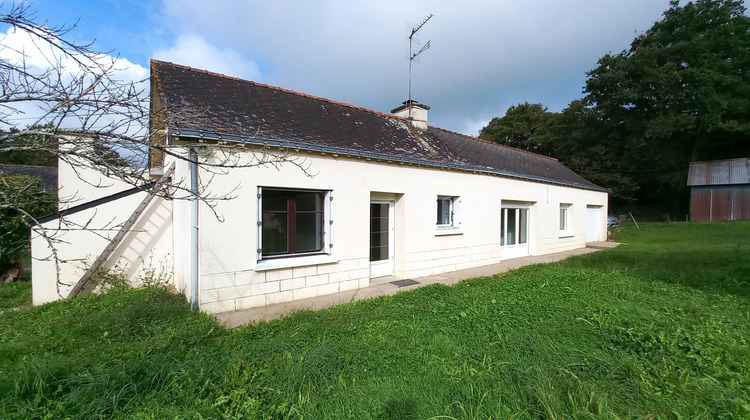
[1,221,748,418]
[0,282,30,314]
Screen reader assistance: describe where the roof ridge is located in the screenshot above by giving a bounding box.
[151,59,410,124]
[428,125,558,162]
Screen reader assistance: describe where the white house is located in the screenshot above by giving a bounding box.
[31,60,608,314]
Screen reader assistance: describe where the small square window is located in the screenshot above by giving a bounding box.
[437,197,453,226]
[436,196,461,233]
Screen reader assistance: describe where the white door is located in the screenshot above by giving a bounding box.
[370,201,395,277]
[501,206,530,260]
[586,206,600,242]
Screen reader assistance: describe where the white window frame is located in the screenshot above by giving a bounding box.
[436,195,462,236]
[255,187,336,271]
[559,203,573,237]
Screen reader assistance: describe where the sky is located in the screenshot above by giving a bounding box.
[2,0,678,136]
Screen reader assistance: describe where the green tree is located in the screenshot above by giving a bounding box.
[478,100,639,204]
[0,125,129,167]
[546,100,638,205]
[0,175,55,274]
[585,0,750,214]
[478,102,556,152]
[0,126,58,167]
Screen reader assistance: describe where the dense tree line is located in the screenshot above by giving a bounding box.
[480,0,750,217]
[0,128,57,277]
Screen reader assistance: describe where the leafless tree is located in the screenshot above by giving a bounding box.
[0,2,310,285]
[1,1,308,193]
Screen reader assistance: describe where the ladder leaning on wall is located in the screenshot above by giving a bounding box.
[67,164,175,298]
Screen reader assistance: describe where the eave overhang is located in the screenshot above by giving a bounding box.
[167,127,609,193]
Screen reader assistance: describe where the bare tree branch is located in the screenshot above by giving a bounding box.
[0,2,313,288]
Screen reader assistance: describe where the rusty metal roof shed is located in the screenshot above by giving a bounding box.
[687,158,750,186]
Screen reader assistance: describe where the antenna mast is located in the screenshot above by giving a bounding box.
[408,13,433,119]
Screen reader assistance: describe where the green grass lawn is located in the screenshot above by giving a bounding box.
[1,222,749,419]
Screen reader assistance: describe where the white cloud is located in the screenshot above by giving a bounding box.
[461,117,494,138]
[0,26,148,130]
[153,34,262,82]
[0,26,147,81]
[153,0,674,134]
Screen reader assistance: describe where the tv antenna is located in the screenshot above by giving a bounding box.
[407,13,433,119]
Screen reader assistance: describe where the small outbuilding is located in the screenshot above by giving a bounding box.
[687,158,750,222]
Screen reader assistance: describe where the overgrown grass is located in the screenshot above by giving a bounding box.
[1,222,749,418]
[0,282,30,314]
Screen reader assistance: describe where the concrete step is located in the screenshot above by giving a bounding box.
[586,241,623,250]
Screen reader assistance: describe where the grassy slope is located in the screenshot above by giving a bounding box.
[0,222,748,419]
[0,282,31,314]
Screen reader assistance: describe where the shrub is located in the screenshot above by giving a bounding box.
[0,175,55,275]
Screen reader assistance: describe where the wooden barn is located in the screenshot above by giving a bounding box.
[688,158,750,222]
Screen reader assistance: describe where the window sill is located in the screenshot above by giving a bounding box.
[558,232,574,238]
[255,254,338,271]
[435,227,463,236]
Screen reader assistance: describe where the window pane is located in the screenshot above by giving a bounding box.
[370,245,388,261]
[560,208,567,231]
[370,203,389,262]
[519,209,528,244]
[262,213,288,254]
[261,189,328,257]
[295,212,323,252]
[370,228,388,261]
[437,198,451,225]
[263,190,288,212]
[371,215,389,232]
[371,202,388,218]
[507,209,517,245]
[296,192,323,211]
[370,231,390,247]
[500,209,505,246]
[370,204,389,231]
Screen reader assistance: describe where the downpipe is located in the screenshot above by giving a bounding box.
[189,147,199,311]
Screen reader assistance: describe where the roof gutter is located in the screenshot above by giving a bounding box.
[168,128,609,193]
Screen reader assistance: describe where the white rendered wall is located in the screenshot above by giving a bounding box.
[190,149,608,314]
[33,143,606,311]
[32,151,175,306]
[31,192,174,305]
[57,154,134,211]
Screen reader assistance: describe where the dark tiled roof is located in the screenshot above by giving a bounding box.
[421,128,595,187]
[0,163,58,190]
[151,60,602,190]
